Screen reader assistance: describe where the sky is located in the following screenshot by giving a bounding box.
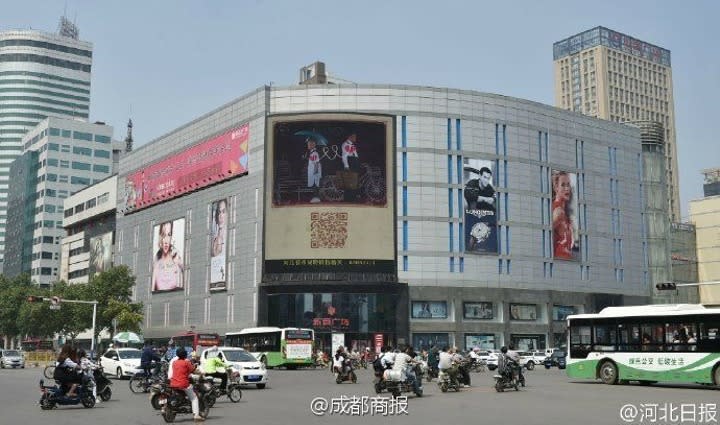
[1,0,718,219]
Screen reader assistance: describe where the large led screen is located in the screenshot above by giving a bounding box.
[209,198,228,291]
[551,169,580,260]
[88,232,113,277]
[151,218,186,293]
[124,124,249,211]
[264,113,395,276]
[463,158,497,254]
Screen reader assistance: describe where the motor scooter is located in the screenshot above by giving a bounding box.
[39,379,95,409]
[334,360,357,384]
[384,362,424,398]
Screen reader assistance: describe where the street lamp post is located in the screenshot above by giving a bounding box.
[46,298,100,353]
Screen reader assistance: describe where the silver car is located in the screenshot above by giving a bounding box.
[0,349,25,369]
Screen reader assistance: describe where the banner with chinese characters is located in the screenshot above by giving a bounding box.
[263,113,396,277]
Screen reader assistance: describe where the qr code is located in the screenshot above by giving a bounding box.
[310,212,348,249]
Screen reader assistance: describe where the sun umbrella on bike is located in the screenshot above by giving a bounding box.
[112,331,143,344]
[294,130,328,146]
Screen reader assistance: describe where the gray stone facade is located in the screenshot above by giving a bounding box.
[116,85,649,349]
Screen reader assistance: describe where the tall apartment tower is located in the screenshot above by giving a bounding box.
[0,17,92,268]
[553,27,679,220]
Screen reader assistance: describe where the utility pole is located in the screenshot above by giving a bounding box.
[31,297,99,353]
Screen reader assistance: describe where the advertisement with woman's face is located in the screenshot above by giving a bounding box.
[551,170,580,260]
[209,199,228,290]
[151,218,185,293]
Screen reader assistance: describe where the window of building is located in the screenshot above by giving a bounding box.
[47,158,58,167]
[71,176,90,185]
[93,164,109,173]
[94,149,110,158]
[94,134,111,144]
[49,128,61,136]
[72,146,92,156]
[73,131,92,141]
[58,175,68,183]
[61,129,71,138]
[60,144,71,152]
[60,160,69,168]
[71,161,90,171]
[74,203,84,214]
[48,143,59,151]
[85,198,96,209]
[64,208,73,218]
[98,192,109,204]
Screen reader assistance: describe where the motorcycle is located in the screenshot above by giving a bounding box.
[39,379,95,409]
[130,361,167,394]
[334,360,357,384]
[383,362,424,398]
[159,375,214,423]
[149,380,171,410]
[93,367,113,401]
[205,369,242,407]
[494,356,522,392]
[437,365,462,393]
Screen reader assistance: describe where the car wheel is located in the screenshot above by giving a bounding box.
[0,361,4,369]
[526,361,534,370]
[599,361,618,385]
[116,367,123,380]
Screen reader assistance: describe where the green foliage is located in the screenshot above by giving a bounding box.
[1,266,143,344]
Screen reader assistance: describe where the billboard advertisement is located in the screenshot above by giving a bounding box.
[463,302,493,320]
[411,301,448,319]
[209,198,228,291]
[124,124,249,211]
[463,158,497,254]
[151,218,185,293]
[510,303,537,321]
[551,169,580,260]
[264,113,395,277]
[88,232,113,277]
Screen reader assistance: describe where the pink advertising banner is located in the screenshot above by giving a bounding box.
[124,124,249,211]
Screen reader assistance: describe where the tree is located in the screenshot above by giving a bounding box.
[0,274,36,348]
[85,265,144,344]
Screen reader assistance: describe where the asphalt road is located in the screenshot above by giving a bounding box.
[1,365,719,425]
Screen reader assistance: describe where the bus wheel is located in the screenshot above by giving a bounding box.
[713,365,720,386]
[599,361,618,385]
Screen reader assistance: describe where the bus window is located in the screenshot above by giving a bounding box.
[592,324,616,351]
[698,322,720,352]
[617,323,640,351]
[570,325,591,358]
[640,324,664,352]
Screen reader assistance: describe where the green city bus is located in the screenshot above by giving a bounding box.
[567,304,720,386]
[225,327,314,369]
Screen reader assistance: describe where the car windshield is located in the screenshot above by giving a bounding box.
[119,349,142,359]
[223,350,257,362]
[552,351,566,358]
[4,350,19,356]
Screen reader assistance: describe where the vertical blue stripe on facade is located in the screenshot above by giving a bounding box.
[538,132,543,161]
[402,186,408,216]
[448,188,453,217]
[459,222,464,252]
[449,223,454,252]
[498,259,503,274]
[456,119,462,150]
[503,160,508,190]
[402,220,408,251]
[456,156,462,184]
[504,193,509,221]
[447,118,452,150]
[545,132,549,162]
[505,226,510,255]
[450,256,455,272]
[403,256,408,272]
[402,152,407,182]
[401,116,407,148]
[502,124,507,156]
[459,257,464,272]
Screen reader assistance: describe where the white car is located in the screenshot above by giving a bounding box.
[0,349,25,369]
[476,350,500,370]
[100,348,143,379]
[200,347,268,389]
[518,350,546,369]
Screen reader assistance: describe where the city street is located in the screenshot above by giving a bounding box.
[1,365,718,425]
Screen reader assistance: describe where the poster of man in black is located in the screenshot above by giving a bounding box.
[463,158,497,254]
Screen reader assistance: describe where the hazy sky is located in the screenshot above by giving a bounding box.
[2,0,718,218]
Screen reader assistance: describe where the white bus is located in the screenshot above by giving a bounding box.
[225,327,314,369]
[567,304,720,386]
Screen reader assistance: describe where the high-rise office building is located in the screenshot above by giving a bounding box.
[0,17,92,268]
[690,168,720,305]
[4,117,121,285]
[553,26,679,220]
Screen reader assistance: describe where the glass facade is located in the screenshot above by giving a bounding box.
[267,292,399,352]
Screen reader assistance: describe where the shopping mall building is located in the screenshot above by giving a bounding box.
[116,66,650,352]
